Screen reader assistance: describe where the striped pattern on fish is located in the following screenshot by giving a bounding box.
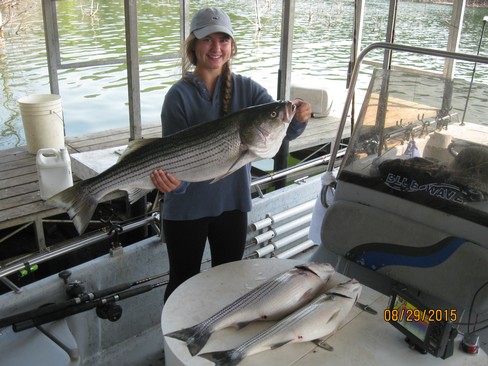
[47,101,296,234]
[164,263,335,356]
[199,279,362,366]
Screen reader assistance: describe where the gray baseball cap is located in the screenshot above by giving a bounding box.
[190,8,234,39]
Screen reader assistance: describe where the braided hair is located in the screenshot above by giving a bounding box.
[183,33,238,115]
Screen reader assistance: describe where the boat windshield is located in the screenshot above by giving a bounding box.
[339,69,488,227]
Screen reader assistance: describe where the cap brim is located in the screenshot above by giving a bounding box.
[193,25,233,39]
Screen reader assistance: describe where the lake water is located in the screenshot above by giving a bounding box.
[1,0,488,150]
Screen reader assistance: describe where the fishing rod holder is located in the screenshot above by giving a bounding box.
[99,209,124,251]
[0,213,161,290]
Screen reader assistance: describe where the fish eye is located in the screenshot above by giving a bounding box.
[270,111,277,118]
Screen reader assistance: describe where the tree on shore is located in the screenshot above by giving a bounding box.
[468,0,488,6]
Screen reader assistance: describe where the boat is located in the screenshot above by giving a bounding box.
[1,41,488,365]
[1,1,488,365]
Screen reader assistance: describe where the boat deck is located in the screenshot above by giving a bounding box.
[0,115,343,261]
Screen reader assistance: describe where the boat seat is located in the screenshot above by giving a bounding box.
[320,196,488,313]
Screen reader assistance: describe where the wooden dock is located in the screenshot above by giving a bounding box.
[0,115,344,260]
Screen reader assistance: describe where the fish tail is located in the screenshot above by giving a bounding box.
[199,349,243,366]
[165,325,211,356]
[47,180,99,235]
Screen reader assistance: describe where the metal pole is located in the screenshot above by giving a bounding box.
[274,0,295,183]
[41,0,61,95]
[124,0,142,140]
[462,15,488,124]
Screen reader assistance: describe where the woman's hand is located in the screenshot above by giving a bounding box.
[292,98,312,123]
[151,170,181,193]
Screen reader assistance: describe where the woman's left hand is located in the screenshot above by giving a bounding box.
[151,169,181,193]
[291,98,312,123]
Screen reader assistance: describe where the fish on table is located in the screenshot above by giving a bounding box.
[164,262,335,357]
[199,279,362,366]
[47,101,296,234]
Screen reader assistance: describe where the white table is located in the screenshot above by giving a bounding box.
[161,259,487,366]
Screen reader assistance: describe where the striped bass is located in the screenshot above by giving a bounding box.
[200,279,362,366]
[165,263,335,356]
[47,101,296,234]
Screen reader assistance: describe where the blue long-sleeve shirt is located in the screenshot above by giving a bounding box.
[160,73,307,220]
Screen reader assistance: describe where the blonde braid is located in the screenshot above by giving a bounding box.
[221,40,237,115]
[221,63,232,115]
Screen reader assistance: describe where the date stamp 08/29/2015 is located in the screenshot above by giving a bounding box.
[384,308,458,323]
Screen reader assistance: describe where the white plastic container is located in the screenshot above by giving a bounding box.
[423,131,453,164]
[18,94,65,154]
[291,83,331,117]
[37,148,74,200]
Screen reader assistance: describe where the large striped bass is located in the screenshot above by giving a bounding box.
[165,263,335,356]
[47,101,296,234]
[200,279,361,366]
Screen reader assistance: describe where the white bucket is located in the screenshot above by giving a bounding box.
[37,148,74,200]
[18,94,65,154]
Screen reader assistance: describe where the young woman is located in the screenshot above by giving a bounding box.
[151,7,312,301]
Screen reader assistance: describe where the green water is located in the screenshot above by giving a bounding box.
[1,0,487,149]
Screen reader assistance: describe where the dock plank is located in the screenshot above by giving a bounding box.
[0,182,39,200]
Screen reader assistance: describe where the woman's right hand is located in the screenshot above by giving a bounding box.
[151,170,181,193]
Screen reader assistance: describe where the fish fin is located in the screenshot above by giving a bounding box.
[316,294,335,304]
[270,339,293,350]
[164,328,192,342]
[313,337,334,351]
[296,288,315,303]
[165,325,211,357]
[210,147,253,183]
[46,181,98,235]
[117,138,160,162]
[125,188,154,204]
[328,308,341,322]
[235,320,252,329]
[199,350,243,366]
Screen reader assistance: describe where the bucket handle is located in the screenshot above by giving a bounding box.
[51,110,66,134]
[51,110,64,122]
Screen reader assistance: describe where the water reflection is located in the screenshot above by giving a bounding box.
[1,0,488,150]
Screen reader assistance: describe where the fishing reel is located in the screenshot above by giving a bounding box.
[59,270,85,298]
[58,269,123,322]
[96,303,123,322]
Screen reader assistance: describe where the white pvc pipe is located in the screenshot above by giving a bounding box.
[273,227,310,250]
[276,240,317,259]
[250,200,315,231]
[251,217,273,232]
[251,213,312,246]
[255,244,275,258]
[252,229,277,246]
[255,227,309,258]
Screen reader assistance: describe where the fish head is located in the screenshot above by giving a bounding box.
[240,101,296,159]
[327,279,362,303]
[297,262,335,281]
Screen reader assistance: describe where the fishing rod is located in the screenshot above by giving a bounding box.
[0,271,167,329]
[11,280,166,332]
